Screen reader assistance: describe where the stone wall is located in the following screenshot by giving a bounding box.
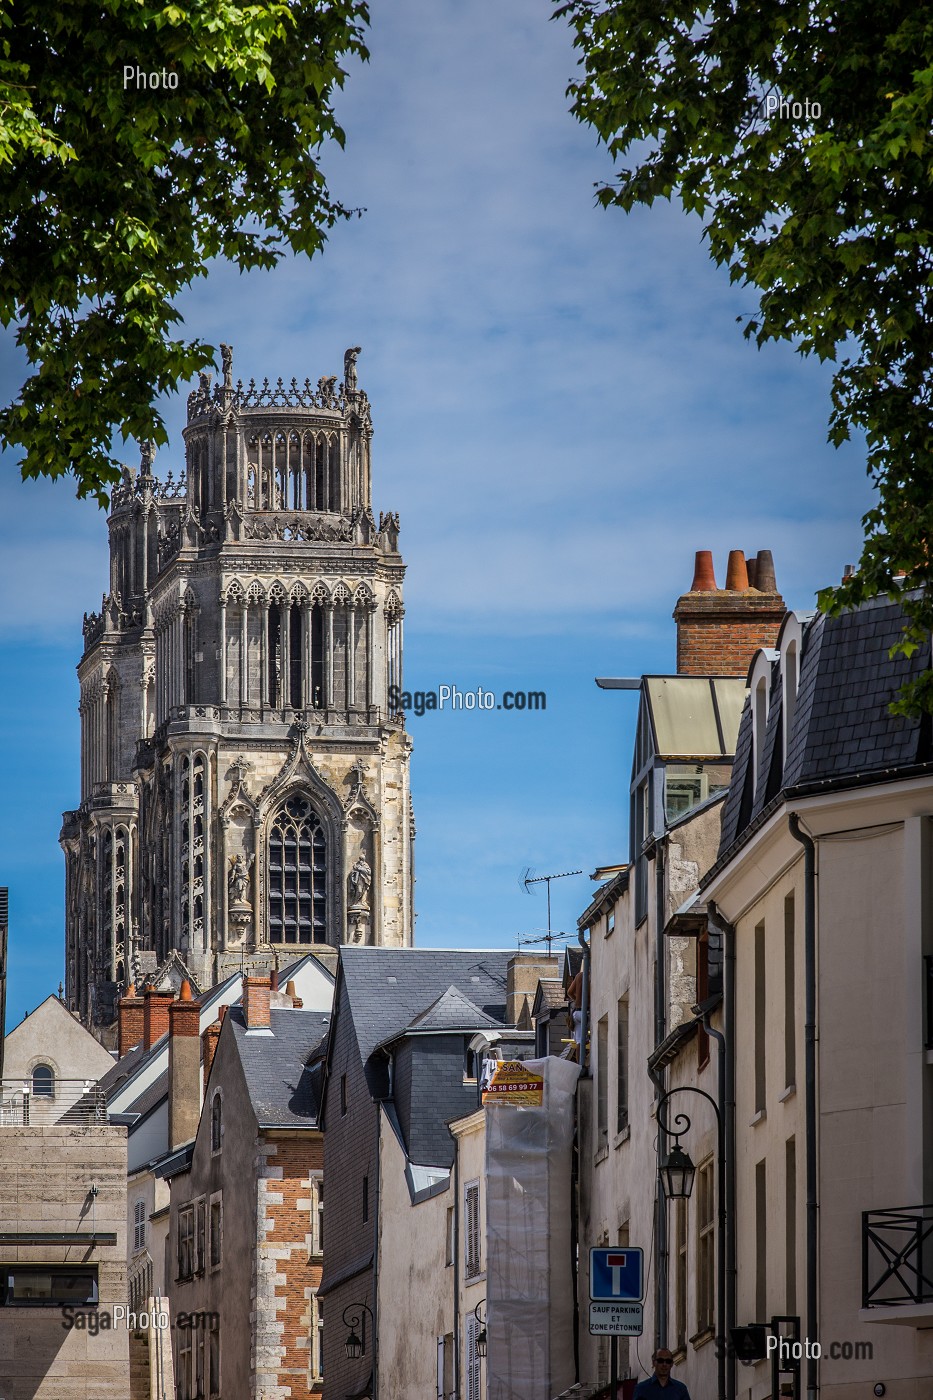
[0,1123,130,1400]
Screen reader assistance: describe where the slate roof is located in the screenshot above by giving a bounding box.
[339,947,511,1065]
[534,978,566,1010]
[404,985,501,1035]
[228,1006,331,1127]
[717,596,931,860]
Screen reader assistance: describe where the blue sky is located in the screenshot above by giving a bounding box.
[0,0,872,1026]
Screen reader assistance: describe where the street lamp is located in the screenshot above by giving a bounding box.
[343,1303,374,1360]
[656,1086,725,1400]
[660,1141,696,1200]
[474,1299,487,1358]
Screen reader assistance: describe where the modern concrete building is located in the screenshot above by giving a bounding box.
[0,1117,130,1399]
[60,347,413,1031]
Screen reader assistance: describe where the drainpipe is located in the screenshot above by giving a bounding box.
[696,1008,729,1400]
[577,926,590,1075]
[453,1139,461,1400]
[788,813,818,1400]
[654,841,668,1350]
[648,1058,668,1353]
[708,903,736,1400]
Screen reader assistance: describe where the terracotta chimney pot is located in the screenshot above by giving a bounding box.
[690,550,717,592]
[755,549,777,592]
[725,550,749,591]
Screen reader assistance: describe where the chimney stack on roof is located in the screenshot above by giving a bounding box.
[201,1020,222,1093]
[673,548,786,676]
[243,975,272,1030]
[117,984,145,1058]
[168,980,202,1150]
[143,988,175,1052]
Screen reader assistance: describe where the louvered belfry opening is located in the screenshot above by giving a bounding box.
[268,794,327,944]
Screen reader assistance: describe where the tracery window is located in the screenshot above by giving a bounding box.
[267,795,327,944]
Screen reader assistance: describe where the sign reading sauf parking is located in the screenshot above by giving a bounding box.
[589,1247,644,1337]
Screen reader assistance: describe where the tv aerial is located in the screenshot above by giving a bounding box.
[521,867,584,949]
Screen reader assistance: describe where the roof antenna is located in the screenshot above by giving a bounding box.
[522,868,583,952]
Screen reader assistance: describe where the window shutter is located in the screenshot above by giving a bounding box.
[464,1182,480,1279]
[134,1200,146,1252]
[465,1315,481,1400]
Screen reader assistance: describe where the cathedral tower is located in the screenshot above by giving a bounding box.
[61,348,412,1028]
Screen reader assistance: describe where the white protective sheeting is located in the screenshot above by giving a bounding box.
[485,1055,580,1399]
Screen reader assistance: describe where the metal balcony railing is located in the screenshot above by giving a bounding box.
[0,1078,109,1127]
[863,1205,933,1307]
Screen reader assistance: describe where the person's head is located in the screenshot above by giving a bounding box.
[652,1349,675,1378]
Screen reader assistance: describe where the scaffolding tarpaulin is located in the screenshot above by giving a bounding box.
[485,1055,579,1399]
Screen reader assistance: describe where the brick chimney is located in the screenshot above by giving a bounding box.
[242,975,272,1030]
[673,548,785,676]
[201,1020,222,1093]
[506,952,560,1028]
[143,988,175,1051]
[169,980,201,1149]
[117,985,145,1058]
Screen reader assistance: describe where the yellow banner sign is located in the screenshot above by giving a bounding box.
[482,1060,544,1107]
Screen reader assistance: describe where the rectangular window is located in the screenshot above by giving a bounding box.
[616,999,629,1133]
[675,1198,687,1350]
[209,1325,220,1398]
[340,1073,348,1115]
[445,1206,455,1267]
[134,1198,147,1253]
[786,1137,797,1314]
[362,1174,369,1224]
[696,930,710,1069]
[784,893,796,1089]
[756,1159,767,1322]
[310,1175,324,1257]
[177,1204,194,1281]
[463,1039,478,1081]
[606,909,615,937]
[465,1312,481,1400]
[464,1180,481,1280]
[754,921,766,1112]
[178,1326,193,1400]
[597,1016,609,1145]
[0,1266,98,1307]
[195,1197,207,1275]
[209,1194,222,1270]
[312,1296,324,1380]
[696,1159,714,1333]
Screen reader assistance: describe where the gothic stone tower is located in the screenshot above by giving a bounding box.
[61,348,412,1028]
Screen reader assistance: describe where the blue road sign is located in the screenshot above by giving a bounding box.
[589,1246,644,1302]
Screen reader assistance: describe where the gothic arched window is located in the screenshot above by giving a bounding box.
[268,794,327,944]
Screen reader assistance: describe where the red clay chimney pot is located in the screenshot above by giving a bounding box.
[725,550,749,591]
[690,550,717,592]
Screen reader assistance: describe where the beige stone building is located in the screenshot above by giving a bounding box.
[60,347,413,1031]
[575,549,785,1396]
[704,597,933,1399]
